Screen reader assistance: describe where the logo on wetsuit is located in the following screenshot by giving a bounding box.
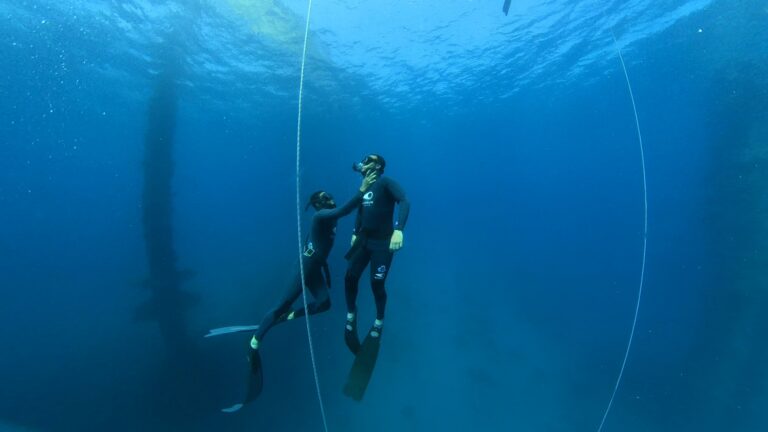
[363,191,374,207]
[374,265,387,280]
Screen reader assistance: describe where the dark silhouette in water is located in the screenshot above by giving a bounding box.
[685,3,768,429]
[135,47,197,357]
[701,67,768,431]
[502,0,512,16]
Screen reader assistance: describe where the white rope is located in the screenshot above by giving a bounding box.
[597,32,649,432]
[294,0,329,431]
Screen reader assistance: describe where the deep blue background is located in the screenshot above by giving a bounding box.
[1,1,766,431]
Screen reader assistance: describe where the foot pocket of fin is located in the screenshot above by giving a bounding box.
[344,318,361,354]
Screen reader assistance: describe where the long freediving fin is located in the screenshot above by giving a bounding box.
[503,0,512,15]
[204,325,260,338]
[221,348,264,413]
[343,327,382,401]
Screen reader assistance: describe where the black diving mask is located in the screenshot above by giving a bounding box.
[305,192,335,211]
[352,156,376,173]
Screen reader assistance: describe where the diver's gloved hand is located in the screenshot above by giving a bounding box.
[350,234,357,247]
[360,171,378,192]
[389,229,403,251]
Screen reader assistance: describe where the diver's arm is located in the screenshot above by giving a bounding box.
[386,177,410,232]
[350,208,362,246]
[316,191,363,221]
[316,172,376,221]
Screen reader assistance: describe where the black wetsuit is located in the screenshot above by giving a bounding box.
[345,176,410,320]
[255,191,363,342]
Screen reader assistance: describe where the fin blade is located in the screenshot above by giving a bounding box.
[204,325,260,338]
[219,349,264,413]
[221,403,243,413]
[244,349,264,402]
[343,331,382,401]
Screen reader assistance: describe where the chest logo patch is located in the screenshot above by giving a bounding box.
[363,191,374,207]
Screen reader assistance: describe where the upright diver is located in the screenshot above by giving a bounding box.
[218,171,377,412]
[344,154,410,349]
[251,171,376,349]
[343,154,410,400]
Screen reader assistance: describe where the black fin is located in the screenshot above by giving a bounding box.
[245,349,264,403]
[503,0,511,15]
[221,349,264,413]
[343,327,382,401]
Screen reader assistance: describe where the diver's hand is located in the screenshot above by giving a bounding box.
[360,171,378,192]
[351,234,357,247]
[389,230,403,251]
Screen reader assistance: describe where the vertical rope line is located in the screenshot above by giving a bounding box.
[294,1,329,431]
[597,32,649,432]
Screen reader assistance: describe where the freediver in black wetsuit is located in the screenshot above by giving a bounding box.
[344,154,410,353]
[250,171,378,351]
[215,172,378,413]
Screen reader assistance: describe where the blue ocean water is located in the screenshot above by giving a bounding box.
[1,0,766,431]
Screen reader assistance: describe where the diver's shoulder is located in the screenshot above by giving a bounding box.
[380,175,404,187]
[313,209,333,220]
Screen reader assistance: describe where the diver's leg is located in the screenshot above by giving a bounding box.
[344,248,370,353]
[368,248,394,337]
[291,288,330,317]
[291,265,331,318]
[252,272,302,346]
[344,248,371,315]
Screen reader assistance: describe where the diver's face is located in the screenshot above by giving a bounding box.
[320,192,336,209]
[361,156,380,176]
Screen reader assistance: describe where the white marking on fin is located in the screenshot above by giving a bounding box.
[221,403,244,413]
